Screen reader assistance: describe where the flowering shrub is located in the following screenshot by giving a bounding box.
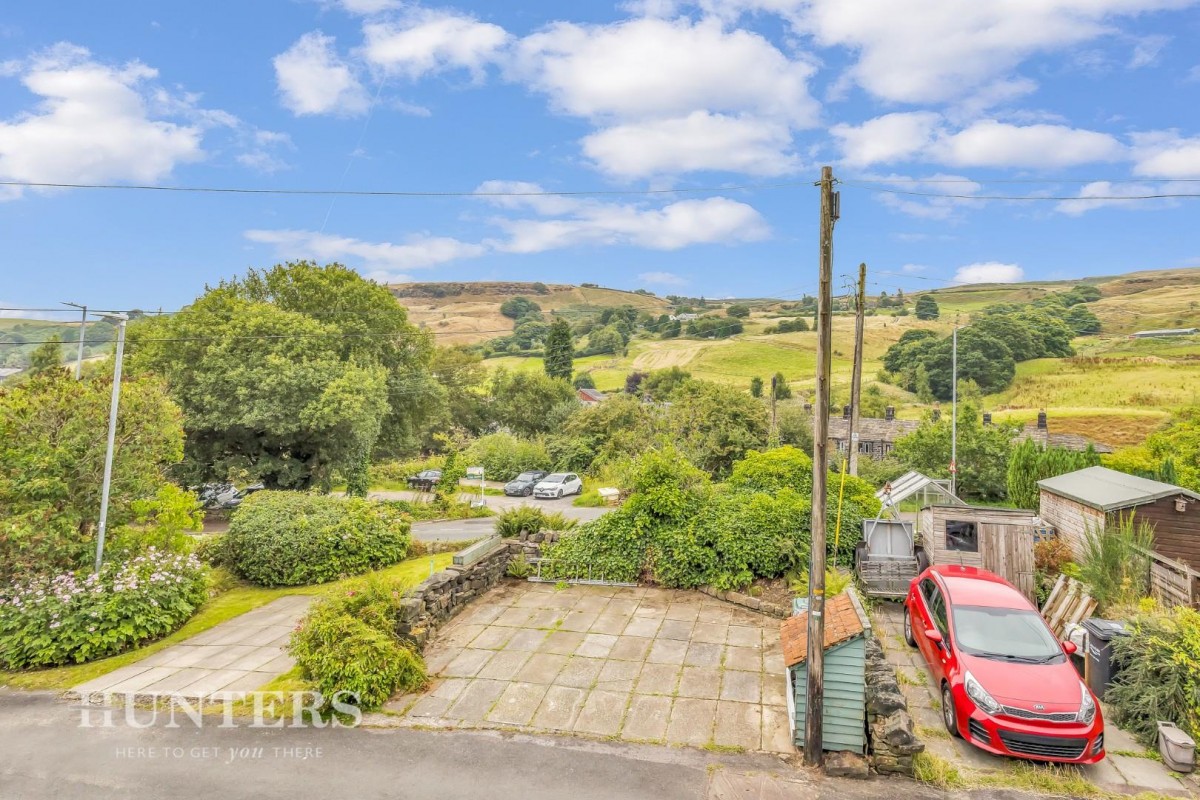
[0,549,208,669]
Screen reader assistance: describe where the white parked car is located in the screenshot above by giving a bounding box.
[532,472,583,499]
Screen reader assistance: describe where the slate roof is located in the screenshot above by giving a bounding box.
[1038,466,1200,512]
[781,589,871,668]
[1016,425,1114,454]
[827,416,919,443]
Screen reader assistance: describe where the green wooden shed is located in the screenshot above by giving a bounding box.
[781,588,871,754]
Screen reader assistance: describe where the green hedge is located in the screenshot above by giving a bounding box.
[464,432,551,482]
[225,492,410,587]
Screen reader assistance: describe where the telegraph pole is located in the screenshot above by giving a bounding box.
[63,302,88,380]
[848,263,866,477]
[806,165,837,767]
[769,374,779,446]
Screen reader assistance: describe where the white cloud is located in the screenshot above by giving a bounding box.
[0,44,204,198]
[901,263,928,273]
[512,17,817,125]
[831,112,940,168]
[639,271,688,286]
[932,120,1125,168]
[582,112,798,177]
[244,229,486,271]
[473,180,582,216]
[274,32,368,116]
[871,173,984,220]
[336,0,400,14]
[1055,180,1169,215]
[361,10,510,80]
[789,0,1196,103]
[1129,34,1170,68]
[953,262,1024,284]
[1131,131,1200,177]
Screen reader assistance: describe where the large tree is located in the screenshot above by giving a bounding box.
[487,369,575,436]
[914,294,940,320]
[0,371,185,579]
[543,318,574,380]
[28,335,63,374]
[665,380,769,478]
[891,403,1015,500]
[130,262,436,489]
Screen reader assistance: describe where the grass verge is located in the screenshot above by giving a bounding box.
[913,752,1178,800]
[0,552,453,692]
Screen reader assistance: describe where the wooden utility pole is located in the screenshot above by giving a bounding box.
[848,263,866,477]
[806,165,837,767]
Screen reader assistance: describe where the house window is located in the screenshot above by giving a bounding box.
[858,441,873,455]
[945,521,978,553]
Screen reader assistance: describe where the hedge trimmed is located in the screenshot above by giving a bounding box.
[225,492,410,587]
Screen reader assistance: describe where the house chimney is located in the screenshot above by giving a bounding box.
[983,412,992,425]
[1037,410,1047,430]
[843,405,851,419]
[932,406,941,422]
[885,406,895,421]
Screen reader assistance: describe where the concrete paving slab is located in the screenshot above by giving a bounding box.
[609,635,653,662]
[469,626,515,650]
[531,685,586,731]
[714,701,761,751]
[577,633,618,658]
[589,613,632,636]
[678,666,722,699]
[573,689,628,736]
[1109,754,1190,793]
[443,648,495,678]
[441,623,486,647]
[624,616,662,638]
[560,610,600,632]
[445,679,506,722]
[573,595,610,613]
[493,606,535,627]
[658,619,696,641]
[210,670,275,696]
[596,658,641,690]
[515,653,569,684]
[692,623,728,645]
[684,642,723,668]
[647,638,689,665]
[762,672,788,707]
[666,697,717,746]
[697,605,734,625]
[664,604,700,622]
[103,667,180,693]
[622,694,672,741]
[408,693,455,718]
[761,705,794,753]
[525,608,564,629]
[486,682,549,726]
[506,629,548,652]
[538,630,584,655]
[606,598,639,616]
[557,656,604,689]
[725,645,763,672]
[636,663,681,695]
[475,649,531,681]
[71,665,155,694]
[720,670,761,704]
[176,669,254,697]
[428,677,471,702]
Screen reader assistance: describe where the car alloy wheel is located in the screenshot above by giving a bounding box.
[524,487,532,496]
[903,608,917,648]
[942,683,960,738]
[556,490,562,498]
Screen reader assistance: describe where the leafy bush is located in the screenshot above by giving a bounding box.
[1034,537,1074,576]
[494,506,578,538]
[1107,606,1200,746]
[371,456,446,485]
[225,492,410,587]
[192,534,229,567]
[506,554,533,578]
[0,549,207,669]
[789,568,853,596]
[1079,514,1153,612]
[464,432,551,482]
[380,497,491,523]
[289,580,426,711]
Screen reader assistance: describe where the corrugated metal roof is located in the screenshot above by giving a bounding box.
[1038,466,1200,512]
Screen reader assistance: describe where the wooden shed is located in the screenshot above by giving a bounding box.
[917,505,1039,600]
[781,589,871,755]
[1039,466,1200,606]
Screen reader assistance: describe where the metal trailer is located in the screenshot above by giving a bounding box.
[854,487,930,599]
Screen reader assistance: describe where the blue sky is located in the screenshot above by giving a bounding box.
[2,0,1199,312]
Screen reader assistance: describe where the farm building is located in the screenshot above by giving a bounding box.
[1038,466,1200,605]
[782,589,871,755]
[575,387,607,406]
[916,506,1041,600]
[1130,328,1199,338]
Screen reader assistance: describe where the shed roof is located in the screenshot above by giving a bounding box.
[878,470,965,506]
[1038,466,1200,512]
[782,589,870,668]
[576,388,607,402]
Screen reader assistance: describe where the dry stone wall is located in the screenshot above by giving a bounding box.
[864,636,924,775]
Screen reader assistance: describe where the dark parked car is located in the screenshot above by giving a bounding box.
[407,469,442,491]
[194,482,264,511]
[504,470,549,497]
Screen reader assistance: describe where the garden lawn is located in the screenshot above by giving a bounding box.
[0,553,453,692]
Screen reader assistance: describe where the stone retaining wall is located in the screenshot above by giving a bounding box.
[864,635,924,776]
[697,585,790,619]
[396,540,539,647]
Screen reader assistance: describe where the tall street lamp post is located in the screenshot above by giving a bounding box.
[94,313,128,573]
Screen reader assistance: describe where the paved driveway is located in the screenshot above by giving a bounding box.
[387,582,793,754]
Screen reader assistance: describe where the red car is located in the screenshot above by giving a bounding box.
[904,565,1104,764]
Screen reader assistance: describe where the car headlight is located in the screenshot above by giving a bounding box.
[964,671,1001,716]
[1078,681,1096,724]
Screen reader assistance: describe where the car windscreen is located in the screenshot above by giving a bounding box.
[515,472,540,481]
[542,474,566,483]
[952,605,1064,663]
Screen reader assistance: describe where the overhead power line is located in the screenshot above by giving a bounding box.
[840,181,1200,201]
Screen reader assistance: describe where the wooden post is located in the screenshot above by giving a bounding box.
[806,165,836,767]
[848,263,866,477]
[770,374,779,447]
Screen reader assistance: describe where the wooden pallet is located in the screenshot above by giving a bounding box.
[1040,575,1097,638]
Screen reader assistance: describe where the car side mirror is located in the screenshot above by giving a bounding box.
[1062,640,1077,655]
[925,629,943,645]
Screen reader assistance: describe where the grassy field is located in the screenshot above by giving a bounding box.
[0,553,454,692]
